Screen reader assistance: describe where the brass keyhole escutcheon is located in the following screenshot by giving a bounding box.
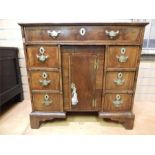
[36,46,48,62]
[42,94,53,106]
[113,94,123,107]
[113,72,125,85]
[79,28,86,36]
[39,72,51,87]
[116,47,128,63]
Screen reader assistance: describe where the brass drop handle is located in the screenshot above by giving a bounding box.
[116,48,128,63]
[113,72,125,85]
[36,47,48,62]
[105,30,119,39]
[113,94,123,107]
[47,30,61,38]
[71,83,78,105]
[42,94,53,106]
[39,72,51,87]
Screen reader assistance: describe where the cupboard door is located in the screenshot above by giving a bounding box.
[70,52,96,111]
[62,46,104,111]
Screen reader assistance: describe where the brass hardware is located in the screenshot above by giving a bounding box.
[71,83,75,89]
[42,72,48,78]
[42,94,53,106]
[116,48,128,63]
[113,94,123,107]
[105,30,119,39]
[92,99,96,108]
[120,48,126,54]
[47,30,61,38]
[113,72,125,85]
[79,28,86,36]
[94,58,99,70]
[71,82,78,105]
[36,47,48,62]
[92,99,94,107]
[39,72,51,86]
[116,55,128,63]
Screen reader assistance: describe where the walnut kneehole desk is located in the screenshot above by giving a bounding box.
[20,22,148,129]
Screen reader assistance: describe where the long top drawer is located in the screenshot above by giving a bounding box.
[20,23,148,44]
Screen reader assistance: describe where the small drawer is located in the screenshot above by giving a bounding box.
[106,71,135,90]
[106,46,139,68]
[30,71,60,90]
[32,93,62,112]
[27,46,59,68]
[24,26,141,43]
[103,93,132,112]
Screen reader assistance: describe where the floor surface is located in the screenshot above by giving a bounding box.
[0,99,155,135]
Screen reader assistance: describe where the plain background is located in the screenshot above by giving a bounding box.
[0,0,155,155]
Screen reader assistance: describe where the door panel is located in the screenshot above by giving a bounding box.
[62,46,104,111]
[70,53,96,110]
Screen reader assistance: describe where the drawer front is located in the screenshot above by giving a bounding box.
[24,26,141,43]
[27,46,59,68]
[32,93,62,112]
[103,94,132,112]
[107,46,139,68]
[106,71,135,90]
[30,71,60,90]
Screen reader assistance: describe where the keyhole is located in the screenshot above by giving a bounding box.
[80,28,86,36]
[116,94,121,100]
[42,72,48,79]
[121,48,126,54]
[118,72,123,78]
[44,94,49,100]
[39,47,45,54]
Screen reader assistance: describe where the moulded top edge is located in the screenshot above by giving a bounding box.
[18,22,149,27]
